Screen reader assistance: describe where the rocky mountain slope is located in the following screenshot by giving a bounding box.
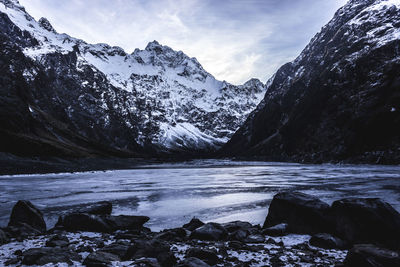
[0,0,265,157]
[223,0,400,164]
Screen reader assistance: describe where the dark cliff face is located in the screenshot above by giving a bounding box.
[223,0,400,164]
[0,10,143,157]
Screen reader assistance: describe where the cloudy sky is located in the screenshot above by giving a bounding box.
[19,0,347,84]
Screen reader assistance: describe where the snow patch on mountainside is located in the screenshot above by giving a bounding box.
[158,122,228,150]
[349,0,400,48]
[0,2,76,57]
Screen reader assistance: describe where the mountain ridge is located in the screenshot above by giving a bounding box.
[222,0,400,164]
[0,0,266,157]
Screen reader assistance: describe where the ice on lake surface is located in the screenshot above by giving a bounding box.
[0,160,399,231]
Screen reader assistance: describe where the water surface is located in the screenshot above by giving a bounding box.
[1,160,399,231]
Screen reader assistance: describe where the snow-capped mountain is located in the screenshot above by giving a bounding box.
[0,0,265,156]
[223,0,400,164]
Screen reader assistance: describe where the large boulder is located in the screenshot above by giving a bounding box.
[83,251,120,266]
[99,241,130,260]
[4,223,42,239]
[262,223,288,236]
[155,227,187,241]
[183,218,204,231]
[343,244,400,267]
[126,239,170,259]
[22,247,81,265]
[222,221,252,233]
[76,201,112,215]
[330,198,400,249]
[8,200,46,232]
[244,234,265,243]
[190,223,228,241]
[223,221,254,242]
[56,213,112,233]
[263,192,331,234]
[0,229,9,244]
[309,233,347,249]
[132,258,161,267]
[157,251,177,267]
[56,213,149,233]
[229,229,249,242]
[105,215,150,231]
[45,235,70,248]
[186,248,219,265]
[178,257,210,267]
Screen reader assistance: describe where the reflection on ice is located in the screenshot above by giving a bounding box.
[0,160,399,231]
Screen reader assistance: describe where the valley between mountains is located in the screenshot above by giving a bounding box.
[1,0,399,170]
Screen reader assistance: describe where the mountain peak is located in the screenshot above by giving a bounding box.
[145,40,162,51]
[136,40,205,72]
[0,0,20,7]
[0,0,28,13]
[38,17,56,33]
[347,0,375,5]
[243,78,264,87]
[340,0,377,12]
[241,78,266,94]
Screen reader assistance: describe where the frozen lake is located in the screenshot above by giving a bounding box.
[1,160,400,231]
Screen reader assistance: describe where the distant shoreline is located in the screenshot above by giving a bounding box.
[1,153,399,176]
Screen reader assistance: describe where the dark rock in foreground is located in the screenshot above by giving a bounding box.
[99,241,130,260]
[263,191,400,251]
[222,221,252,233]
[343,244,400,267]
[77,201,112,215]
[157,251,177,267]
[22,247,81,266]
[155,228,187,241]
[56,213,150,233]
[83,251,120,267]
[108,215,150,231]
[186,248,219,265]
[132,257,161,267]
[262,223,288,236]
[183,218,204,231]
[2,193,399,266]
[190,222,228,241]
[331,198,400,249]
[3,223,42,240]
[309,233,347,249]
[263,191,331,234]
[223,221,261,243]
[178,257,210,267]
[127,239,170,259]
[0,229,9,245]
[56,213,111,233]
[8,200,46,232]
[45,235,70,248]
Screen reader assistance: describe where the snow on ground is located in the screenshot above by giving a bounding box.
[0,232,133,267]
[0,233,348,267]
[170,234,347,267]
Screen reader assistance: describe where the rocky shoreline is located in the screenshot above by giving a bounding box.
[1,192,399,266]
